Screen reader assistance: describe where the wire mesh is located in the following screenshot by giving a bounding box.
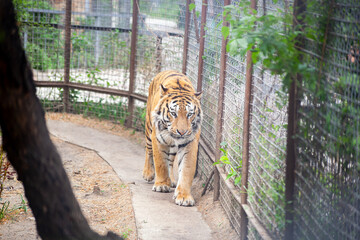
[247,66,287,238]
[199,0,223,152]
[241,1,288,238]
[294,1,360,239]
[134,0,185,96]
[185,2,200,88]
[19,0,65,82]
[69,90,129,123]
[197,144,214,183]
[247,220,263,240]
[219,174,242,237]
[69,0,131,90]
[221,54,247,183]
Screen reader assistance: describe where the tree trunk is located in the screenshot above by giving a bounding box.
[0,1,122,239]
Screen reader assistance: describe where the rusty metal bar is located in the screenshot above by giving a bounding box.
[196,0,207,92]
[213,0,231,202]
[155,36,162,73]
[34,81,148,102]
[190,0,200,43]
[284,0,305,239]
[240,0,257,239]
[63,0,72,112]
[182,0,191,74]
[126,0,139,128]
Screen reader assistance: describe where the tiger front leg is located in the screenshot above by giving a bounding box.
[168,151,177,188]
[143,147,155,182]
[151,136,171,192]
[173,137,199,206]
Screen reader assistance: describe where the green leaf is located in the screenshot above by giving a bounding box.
[221,26,230,39]
[196,11,200,18]
[213,161,221,166]
[220,141,227,148]
[226,169,236,180]
[235,38,248,49]
[220,155,230,164]
[189,3,195,11]
[234,176,241,185]
[220,148,227,155]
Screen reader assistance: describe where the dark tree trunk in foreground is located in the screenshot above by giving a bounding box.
[0,1,121,239]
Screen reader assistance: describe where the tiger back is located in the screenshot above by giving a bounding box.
[142,70,202,206]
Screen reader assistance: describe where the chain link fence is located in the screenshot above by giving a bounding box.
[294,0,360,239]
[16,0,359,239]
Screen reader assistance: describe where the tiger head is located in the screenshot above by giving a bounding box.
[153,84,202,141]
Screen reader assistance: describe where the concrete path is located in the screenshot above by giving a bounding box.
[47,120,213,240]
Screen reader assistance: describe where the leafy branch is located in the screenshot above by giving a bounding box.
[222,0,316,91]
[213,142,242,185]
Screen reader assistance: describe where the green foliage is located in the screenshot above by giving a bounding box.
[188,2,200,18]
[223,1,316,91]
[0,147,10,199]
[189,3,196,12]
[120,228,132,239]
[213,142,242,185]
[0,201,10,221]
[139,0,181,21]
[130,106,146,131]
[14,0,64,71]
[12,194,28,213]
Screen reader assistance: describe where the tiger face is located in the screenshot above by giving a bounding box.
[152,85,202,143]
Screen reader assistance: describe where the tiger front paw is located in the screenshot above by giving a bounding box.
[173,191,195,206]
[152,180,171,193]
[142,168,155,182]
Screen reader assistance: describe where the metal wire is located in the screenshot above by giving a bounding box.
[295,1,360,239]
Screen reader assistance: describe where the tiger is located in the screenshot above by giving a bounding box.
[142,70,202,207]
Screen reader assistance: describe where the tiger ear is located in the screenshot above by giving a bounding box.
[194,91,202,100]
[160,84,168,96]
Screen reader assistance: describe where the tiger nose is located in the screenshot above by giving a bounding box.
[177,129,187,136]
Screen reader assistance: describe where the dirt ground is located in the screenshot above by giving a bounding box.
[0,113,237,240]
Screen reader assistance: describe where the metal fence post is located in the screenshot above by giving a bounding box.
[284,0,305,239]
[213,0,231,202]
[240,0,257,239]
[182,0,191,74]
[63,0,72,112]
[126,0,139,128]
[155,36,162,73]
[196,0,207,92]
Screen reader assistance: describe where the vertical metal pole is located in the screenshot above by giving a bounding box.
[182,0,191,74]
[63,0,72,113]
[284,51,297,240]
[213,0,231,202]
[155,36,162,73]
[196,0,207,92]
[284,0,305,239]
[240,0,256,239]
[126,0,139,128]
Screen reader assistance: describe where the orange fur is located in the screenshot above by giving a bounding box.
[143,70,202,206]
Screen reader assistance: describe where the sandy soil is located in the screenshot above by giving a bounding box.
[0,113,237,240]
[0,136,137,240]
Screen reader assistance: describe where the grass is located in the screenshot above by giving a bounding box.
[0,201,10,221]
[0,194,28,222]
[120,228,133,239]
